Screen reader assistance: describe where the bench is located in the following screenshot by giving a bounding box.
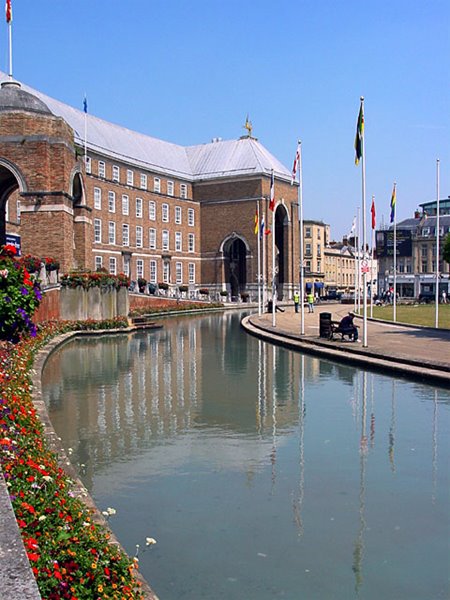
[329,320,358,342]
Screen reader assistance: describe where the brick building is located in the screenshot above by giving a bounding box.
[0,75,300,300]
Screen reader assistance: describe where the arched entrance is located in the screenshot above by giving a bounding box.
[0,160,25,247]
[274,204,289,299]
[223,236,247,299]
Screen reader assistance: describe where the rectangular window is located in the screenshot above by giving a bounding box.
[162,203,169,222]
[94,187,102,210]
[123,259,130,277]
[108,221,116,244]
[317,260,321,272]
[188,208,194,226]
[149,228,156,249]
[180,183,187,199]
[140,173,147,190]
[112,165,120,182]
[167,181,174,196]
[149,260,157,284]
[94,218,102,243]
[109,257,117,275]
[175,231,182,251]
[305,243,312,255]
[136,197,143,218]
[175,262,182,284]
[95,255,103,270]
[108,191,116,213]
[149,200,156,221]
[163,261,170,283]
[154,177,161,193]
[305,260,311,273]
[136,259,144,279]
[122,194,129,216]
[422,227,430,237]
[188,263,195,284]
[136,225,143,248]
[175,206,182,224]
[162,230,169,251]
[317,243,321,256]
[127,169,134,186]
[85,156,91,174]
[98,161,106,178]
[122,224,129,246]
[188,233,195,253]
[305,227,311,238]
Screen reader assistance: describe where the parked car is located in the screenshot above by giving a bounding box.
[325,290,342,301]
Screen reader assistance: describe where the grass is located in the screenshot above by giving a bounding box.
[366,303,450,329]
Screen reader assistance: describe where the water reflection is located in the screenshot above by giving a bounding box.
[42,312,450,600]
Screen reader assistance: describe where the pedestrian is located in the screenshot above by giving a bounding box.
[293,290,300,313]
[307,291,314,313]
[442,291,447,304]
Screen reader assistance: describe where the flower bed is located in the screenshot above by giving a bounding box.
[0,320,143,599]
[60,271,130,290]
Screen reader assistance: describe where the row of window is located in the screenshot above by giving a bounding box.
[94,219,195,252]
[94,188,195,224]
[95,255,196,285]
[305,243,321,256]
[86,158,188,198]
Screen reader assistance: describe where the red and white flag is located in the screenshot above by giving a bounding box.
[268,170,275,211]
[291,142,300,185]
[5,0,12,23]
[371,197,376,229]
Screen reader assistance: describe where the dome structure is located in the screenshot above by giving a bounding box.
[0,79,52,115]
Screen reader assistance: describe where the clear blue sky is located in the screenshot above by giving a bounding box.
[2,0,449,239]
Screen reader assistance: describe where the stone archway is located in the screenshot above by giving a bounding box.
[274,204,289,299]
[223,235,247,299]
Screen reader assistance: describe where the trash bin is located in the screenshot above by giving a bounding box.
[266,300,273,313]
[319,312,332,338]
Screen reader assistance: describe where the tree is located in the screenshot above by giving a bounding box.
[443,233,450,265]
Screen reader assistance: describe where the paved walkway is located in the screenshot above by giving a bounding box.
[243,304,450,387]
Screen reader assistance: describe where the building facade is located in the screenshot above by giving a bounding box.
[0,75,301,301]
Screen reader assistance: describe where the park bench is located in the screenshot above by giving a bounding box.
[329,320,359,342]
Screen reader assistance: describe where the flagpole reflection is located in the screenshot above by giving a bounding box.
[388,380,396,473]
[432,389,438,504]
[292,354,305,536]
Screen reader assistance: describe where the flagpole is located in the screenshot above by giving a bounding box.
[392,183,397,323]
[84,94,88,163]
[370,196,375,318]
[298,141,305,335]
[262,208,267,311]
[7,2,12,79]
[272,201,276,327]
[435,159,440,328]
[356,206,360,313]
[360,97,368,347]
[257,199,262,316]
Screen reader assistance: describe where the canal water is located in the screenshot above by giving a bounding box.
[41,312,450,600]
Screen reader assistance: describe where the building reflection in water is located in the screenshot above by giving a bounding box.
[41,313,450,600]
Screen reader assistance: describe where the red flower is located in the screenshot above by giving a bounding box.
[27,552,40,562]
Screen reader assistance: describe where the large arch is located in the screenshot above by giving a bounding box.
[0,159,27,247]
[274,203,290,299]
[221,233,250,299]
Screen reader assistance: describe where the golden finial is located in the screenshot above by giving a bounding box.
[244,114,253,137]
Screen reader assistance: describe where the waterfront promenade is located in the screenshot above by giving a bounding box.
[243,304,450,386]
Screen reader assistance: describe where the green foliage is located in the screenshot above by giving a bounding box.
[443,233,450,265]
[60,271,130,290]
[0,245,42,342]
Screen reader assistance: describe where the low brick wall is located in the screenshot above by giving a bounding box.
[129,294,184,311]
[33,286,129,323]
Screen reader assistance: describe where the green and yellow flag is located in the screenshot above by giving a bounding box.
[354,101,364,165]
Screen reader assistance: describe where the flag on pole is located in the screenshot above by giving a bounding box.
[254,209,259,235]
[349,216,356,237]
[390,185,396,223]
[291,142,300,185]
[83,95,88,113]
[371,197,376,229]
[5,0,11,23]
[259,215,264,239]
[269,170,275,211]
[354,101,364,165]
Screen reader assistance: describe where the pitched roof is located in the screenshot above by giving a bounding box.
[0,72,292,183]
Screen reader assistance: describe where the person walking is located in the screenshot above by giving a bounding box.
[293,290,300,313]
[307,291,314,313]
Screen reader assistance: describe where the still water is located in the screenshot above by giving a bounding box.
[41,312,449,600]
